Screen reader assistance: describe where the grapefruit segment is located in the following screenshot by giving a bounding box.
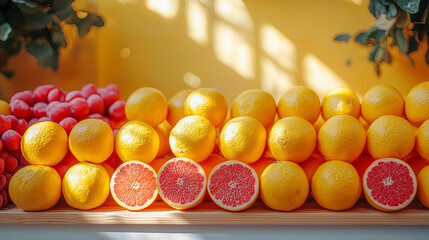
[157,157,206,209]
[208,160,259,211]
[363,158,417,212]
[110,161,158,210]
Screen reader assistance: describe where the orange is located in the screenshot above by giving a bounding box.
[125,87,167,127]
[0,100,11,115]
[318,115,366,162]
[313,116,325,134]
[169,115,216,162]
[231,89,277,129]
[312,160,361,211]
[69,119,114,164]
[167,89,193,127]
[62,162,110,210]
[417,166,429,208]
[404,155,429,176]
[361,85,404,124]
[199,154,227,179]
[298,153,326,184]
[184,88,228,128]
[268,116,316,163]
[155,120,172,158]
[278,86,320,124]
[157,157,206,209]
[115,120,159,164]
[405,81,429,125]
[416,120,429,161]
[219,116,266,164]
[21,121,68,166]
[208,160,259,211]
[367,115,415,159]
[110,161,158,210]
[352,154,375,180]
[9,165,61,211]
[250,156,276,179]
[322,87,360,120]
[260,161,309,211]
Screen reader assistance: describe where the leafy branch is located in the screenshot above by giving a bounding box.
[335,0,428,75]
[0,0,104,78]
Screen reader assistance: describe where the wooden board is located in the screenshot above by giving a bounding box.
[1,200,428,225]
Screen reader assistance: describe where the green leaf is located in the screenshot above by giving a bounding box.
[52,0,73,12]
[369,0,397,19]
[66,12,104,37]
[394,28,407,53]
[369,43,380,62]
[408,36,419,54]
[334,34,352,42]
[393,0,421,14]
[0,23,12,41]
[50,23,67,49]
[369,29,386,40]
[375,46,386,63]
[2,70,14,78]
[53,7,74,21]
[26,40,59,70]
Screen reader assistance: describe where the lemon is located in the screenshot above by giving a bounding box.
[155,120,172,158]
[367,115,415,159]
[125,87,167,127]
[278,86,320,124]
[116,120,160,163]
[9,165,61,211]
[361,85,404,124]
[322,87,360,120]
[167,89,193,127]
[69,119,114,163]
[169,115,216,162]
[260,161,309,211]
[219,116,266,164]
[318,115,365,162]
[268,116,316,163]
[62,162,110,210]
[184,88,228,128]
[21,121,68,166]
[231,89,277,129]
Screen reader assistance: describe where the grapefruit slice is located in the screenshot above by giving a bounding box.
[110,161,158,211]
[363,158,417,212]
[208,160,259,211]
[157,157,206,209]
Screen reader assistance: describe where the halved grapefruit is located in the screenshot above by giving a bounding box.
[110,161,158,211]
[157,157,206,209]
[363,158,417,212]
[208,160,259,211]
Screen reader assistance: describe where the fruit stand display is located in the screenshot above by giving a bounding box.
[0,83,429,225]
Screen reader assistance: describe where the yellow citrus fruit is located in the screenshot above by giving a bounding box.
[155,120,172,158]
[312,160,361,210]
[69,119,114,164]
[249,156,276,179]
[125,87,167,127]
[62,162,110,210]
[313,116,325,133]
[318,115,366,162]
[367,115,415,159]
[231,89,277,129]
[298,153,327,184]
[21,121,68,166]
[169,115,216,162]
[417,165,429,208]
[219,116,266,164]
[405,81,429,125]
[115,120,160,164]
[278,86,321,124]
[9,165,61,211]
[322,87,360,120]
[416,120,429,161]
[0,100,11,115]
[361,85,404,124]
[167,89,193,127]
[184,88,228,128]
[260,161,309,211]
[268,116,316,163]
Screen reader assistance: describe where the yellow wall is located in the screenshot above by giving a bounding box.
[1,0,428,103]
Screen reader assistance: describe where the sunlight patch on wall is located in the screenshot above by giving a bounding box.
[260,24,296,72]
[146,0,179,19]
[344,0,363,5]
[261,56,295,101]
[186,0,208,46]
[214,21,254,80]
[184,72,202,89]
[120,48,131,58]
[214,0,254,34]
[303,54,347,99]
